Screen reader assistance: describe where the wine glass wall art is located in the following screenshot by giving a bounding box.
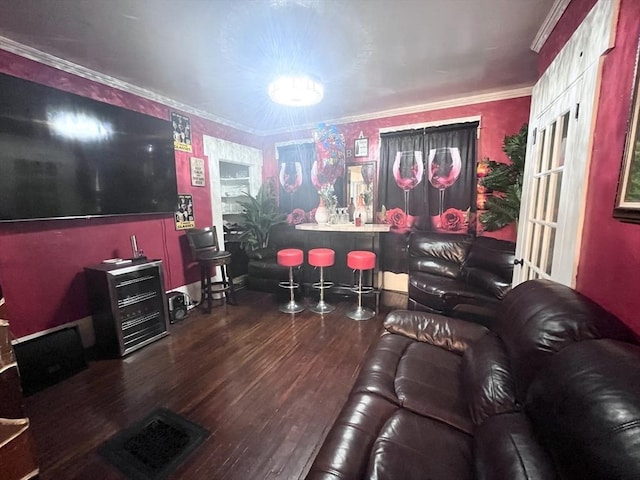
[428,147,462,218]
[279,161,303,212]
[392,151,424,215]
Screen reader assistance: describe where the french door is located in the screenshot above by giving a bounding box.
[513,0,616,287]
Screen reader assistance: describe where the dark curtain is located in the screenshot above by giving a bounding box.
[424,124,477,233]
[277,143,318,214]
[378,129,424,228]
[378,122,478,234]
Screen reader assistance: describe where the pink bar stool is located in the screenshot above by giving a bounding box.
[277,248,305,314]
[346,250,376,321]
[308,248,335,314]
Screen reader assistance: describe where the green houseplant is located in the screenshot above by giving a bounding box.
[236,182,287,250]
[479,124,528,232]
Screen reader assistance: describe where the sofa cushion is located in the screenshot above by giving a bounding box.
[306,392,474,480]
[247,259,290,279]
[408,231,472,279]
[460,267,512,300]
[246,247,276,260]
[474,412,557,480]
[409,272,500,313]
[526,339,640,480]
[461,333,517,425]
[463,236,515,280]
[351,333,474,434]
[365,407,473,480]
[493,279,637,400]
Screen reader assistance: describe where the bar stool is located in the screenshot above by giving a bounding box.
[277,248,304,314]
[186,226,236,313]
[346,250,376,321]
[308,248,335,314]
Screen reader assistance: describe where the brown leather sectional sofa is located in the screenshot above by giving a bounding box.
[306,279,640,479]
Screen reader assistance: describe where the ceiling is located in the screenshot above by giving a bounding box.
[0,0,555,134]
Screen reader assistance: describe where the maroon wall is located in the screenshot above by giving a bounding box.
[0,50,262,338]
[541,0,640,333]
[262,96,531,241]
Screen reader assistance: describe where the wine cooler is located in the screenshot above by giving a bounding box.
[85,260,169,357]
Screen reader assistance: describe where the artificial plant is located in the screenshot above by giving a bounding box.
[479,124,528,231]
[237,181,287,250]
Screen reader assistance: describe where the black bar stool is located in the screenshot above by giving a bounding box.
[186,226,236,313]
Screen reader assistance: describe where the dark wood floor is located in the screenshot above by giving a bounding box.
[25,290,390,479]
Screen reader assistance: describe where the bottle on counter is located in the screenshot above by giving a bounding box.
[354,194,367,225]
[348,197,355,222]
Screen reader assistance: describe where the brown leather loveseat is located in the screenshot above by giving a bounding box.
[306,279,640,479]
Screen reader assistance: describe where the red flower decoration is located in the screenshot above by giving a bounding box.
[386,208,407,229]
[287,208,306,225]
[440,208,466,232]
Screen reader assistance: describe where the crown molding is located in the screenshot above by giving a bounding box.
[261,85,533,136]
[0,36,260,135]
[531,0,572,53]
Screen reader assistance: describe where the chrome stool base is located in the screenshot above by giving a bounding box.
[346,305,375,321]
[310,299,335,314]
[279,299,305,314]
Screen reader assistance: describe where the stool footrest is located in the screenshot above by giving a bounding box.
[350,285,374,295]
[312,281,334,290]
[278,281,299,290]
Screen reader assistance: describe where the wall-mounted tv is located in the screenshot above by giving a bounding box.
[0,73,178,222]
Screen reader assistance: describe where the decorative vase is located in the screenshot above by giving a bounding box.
[315,198,329,224]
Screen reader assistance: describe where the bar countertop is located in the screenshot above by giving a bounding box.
[295,223,391,233]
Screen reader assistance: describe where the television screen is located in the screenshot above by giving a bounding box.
[0,73,178,222]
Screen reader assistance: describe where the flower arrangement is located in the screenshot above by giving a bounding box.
[318,185,338,212]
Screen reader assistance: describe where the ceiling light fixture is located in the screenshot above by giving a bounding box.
[268,75,324,107]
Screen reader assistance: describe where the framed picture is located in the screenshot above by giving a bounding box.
[190,157,206,187]
[614,37,640,223]
[354,137,368,157]
[171,112,192,153]
[175,194,195,230]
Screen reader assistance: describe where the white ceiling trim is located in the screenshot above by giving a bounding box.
[531,0,572,53]
[262,86,532,136]
[0,36,260,135]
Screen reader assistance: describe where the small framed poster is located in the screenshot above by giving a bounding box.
[354,136,368,157]
[171,112,192,153]
[190,157,206,187]
[175,194,195,230]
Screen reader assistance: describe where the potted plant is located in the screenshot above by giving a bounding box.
[236,182,287,250]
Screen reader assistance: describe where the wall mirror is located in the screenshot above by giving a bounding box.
[345,162,376,223]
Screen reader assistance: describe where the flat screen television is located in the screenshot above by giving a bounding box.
[0,73,178,222]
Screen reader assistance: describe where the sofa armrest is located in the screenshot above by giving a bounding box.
[247,247,277,260]
[383,310,489,354]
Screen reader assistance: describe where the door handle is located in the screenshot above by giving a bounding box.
[514,258,524,266]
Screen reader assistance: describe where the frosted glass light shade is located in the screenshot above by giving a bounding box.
[268,75,324,106]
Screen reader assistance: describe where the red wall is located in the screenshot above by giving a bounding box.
[542,0,640,332]
[0,50,262,338]
[0,51,531,339]
[262,96,531,241]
